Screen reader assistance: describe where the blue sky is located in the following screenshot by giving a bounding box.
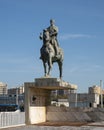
[0,0,104,92]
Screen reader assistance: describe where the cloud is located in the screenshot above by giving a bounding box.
[65,64,103,75]
[0,57,35,73]
[64,63,104,75]
[69,66,80,73]
[0,57,31,64]
[59,34,96,40]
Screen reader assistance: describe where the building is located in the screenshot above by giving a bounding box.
[88,85,101,107]
[68,85,103,108]
[0,82,7,95]
[51,83,77,98]
[51,99,69,107]
[7,85,24,106]
[68,93,89,107]
[89,85,101,94]
[0,95,16,104]
[0,84,24,111]
[8,85,24,96]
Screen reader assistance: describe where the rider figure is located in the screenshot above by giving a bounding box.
[47,19,59,57]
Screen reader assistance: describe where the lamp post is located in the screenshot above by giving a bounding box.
[75,90,77,107]
[16,87,18,105]
[100,80,103,108]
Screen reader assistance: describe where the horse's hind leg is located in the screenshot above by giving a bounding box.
[58,61,63,79]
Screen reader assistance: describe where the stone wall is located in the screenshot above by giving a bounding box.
[46,106,104,122]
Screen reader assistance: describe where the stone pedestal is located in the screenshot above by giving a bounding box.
[24,77,77,124]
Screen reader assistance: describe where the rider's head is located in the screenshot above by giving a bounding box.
[50,19,55,26]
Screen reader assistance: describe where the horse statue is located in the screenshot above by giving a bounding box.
[39,29,64,79]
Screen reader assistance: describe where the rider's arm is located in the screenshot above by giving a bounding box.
[50,26,58,37]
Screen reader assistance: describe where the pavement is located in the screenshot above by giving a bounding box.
[0,122,104,130]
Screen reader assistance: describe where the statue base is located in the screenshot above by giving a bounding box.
[24,77,77,124]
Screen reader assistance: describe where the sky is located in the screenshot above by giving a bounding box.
[0,0,104,92]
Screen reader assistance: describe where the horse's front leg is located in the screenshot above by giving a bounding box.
[43,61,47,77]
[47,55,53,76]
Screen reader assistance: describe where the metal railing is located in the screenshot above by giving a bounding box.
[0,111,25,128]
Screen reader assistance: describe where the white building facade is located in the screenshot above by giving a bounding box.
[68,85,102,108]
[0,82,7,95]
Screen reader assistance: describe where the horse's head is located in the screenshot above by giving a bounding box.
[43,29,50,43]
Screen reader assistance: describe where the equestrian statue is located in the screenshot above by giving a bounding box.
[39,19,64,79]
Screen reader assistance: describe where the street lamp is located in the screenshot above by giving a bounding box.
[100,80,103,108]
[75,90,77,107]
[16,87,18,105]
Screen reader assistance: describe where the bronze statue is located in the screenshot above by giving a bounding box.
[39,19,64,79]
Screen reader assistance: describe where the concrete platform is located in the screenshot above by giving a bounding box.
[1,122,104,130]
[25,77,77,90]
